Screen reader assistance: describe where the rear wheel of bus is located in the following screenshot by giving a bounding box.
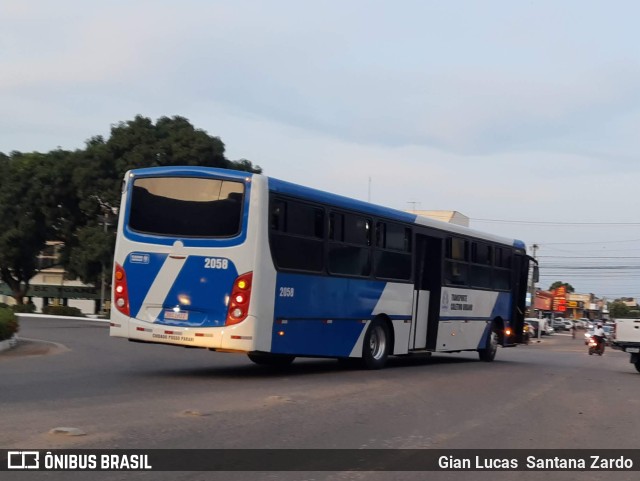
[361,318,391,370]
[478,323,499,362]
[247,353,296,367]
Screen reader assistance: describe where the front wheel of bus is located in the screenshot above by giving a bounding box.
[478,326,498,362]
[247,353,295,367]
[361,319,391,370]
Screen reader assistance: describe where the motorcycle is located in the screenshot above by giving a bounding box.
[588,336,605,356]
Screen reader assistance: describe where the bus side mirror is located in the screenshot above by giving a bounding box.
[533,265,539,283]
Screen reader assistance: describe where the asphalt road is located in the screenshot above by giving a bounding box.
[2,317,640,481]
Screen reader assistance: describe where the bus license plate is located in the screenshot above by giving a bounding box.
[164,310,189,321]
[626,347,639,353]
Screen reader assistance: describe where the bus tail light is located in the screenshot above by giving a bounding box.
[504,327,512,337]
[226,272,253,326]
[114,263,130,316]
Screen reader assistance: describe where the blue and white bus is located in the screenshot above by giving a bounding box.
[110,166,536,369]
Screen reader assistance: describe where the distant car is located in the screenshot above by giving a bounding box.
[562,320,574,331]
[577,318,590,329]
[525,318,554,336]
[523,322,535,342]
[524,319,539,337]
[552,318,567,331]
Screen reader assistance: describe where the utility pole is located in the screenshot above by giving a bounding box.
[407,201,420,212]
[93,195,116,316]
[528,243,539,318]
[527,243,541,341]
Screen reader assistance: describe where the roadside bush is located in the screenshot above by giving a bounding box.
[11,302,36,313]
[0,308,19,341]
[42,305,85,317]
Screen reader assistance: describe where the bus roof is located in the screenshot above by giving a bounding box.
[127,166,525,250]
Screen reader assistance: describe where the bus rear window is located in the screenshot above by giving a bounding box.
[129,177,244,237]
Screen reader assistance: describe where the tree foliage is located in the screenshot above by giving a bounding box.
[0,115,261,304]
[0,151,77,304]
[609,300,629,319]
[549,281,575,293]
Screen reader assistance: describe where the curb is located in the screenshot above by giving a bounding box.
[15,313,110,323]
[0,335,18,353]
[0,337,70,358]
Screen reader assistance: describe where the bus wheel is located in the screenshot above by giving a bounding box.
[247,353,295,367]
[634,359,640,374]
[361,319,390,370]
[478,326,498,362]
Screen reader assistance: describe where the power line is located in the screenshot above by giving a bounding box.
[538,256,640,259]
[541,266,640,270]
[473,218,640,226]
[539,239,640,246]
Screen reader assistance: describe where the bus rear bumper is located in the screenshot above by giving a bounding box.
[109,313,260,352]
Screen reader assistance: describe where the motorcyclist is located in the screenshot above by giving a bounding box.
[592,323,607,352]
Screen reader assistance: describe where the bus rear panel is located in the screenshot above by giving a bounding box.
[110,167,269,353]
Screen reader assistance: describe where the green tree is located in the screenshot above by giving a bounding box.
[549,281,575,293]
[0,151,77,304]
[609,300,630,318]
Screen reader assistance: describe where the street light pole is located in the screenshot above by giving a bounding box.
[93,195,116,316]
[100,211,108,315]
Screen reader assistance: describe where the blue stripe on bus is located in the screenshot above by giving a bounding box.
[274,272,391,320]
[271,319,367,357]
[477,322,493,349]
[271,273,403,357]
[490,292,513,319]
[124,252,168,318]
[126,166,255,181]
[158,256,239,327]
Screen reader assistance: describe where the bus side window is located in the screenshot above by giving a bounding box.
[445,261,468,286]
[470,242,492,288]
[445,237,468,286]
[328,212,371,277]
[373,222,411,281]
[344,214,371,246]
[329,212,344,241]
[493,247,511,290]
[271,199,286,231]
[269,198,324,272]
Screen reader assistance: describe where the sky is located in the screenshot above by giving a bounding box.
[2,0,640,300]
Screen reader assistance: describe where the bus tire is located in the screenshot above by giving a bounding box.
[634,359,640,374]
[478,325,498,362]
[247,353,295,367]
[361,318,391,370]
